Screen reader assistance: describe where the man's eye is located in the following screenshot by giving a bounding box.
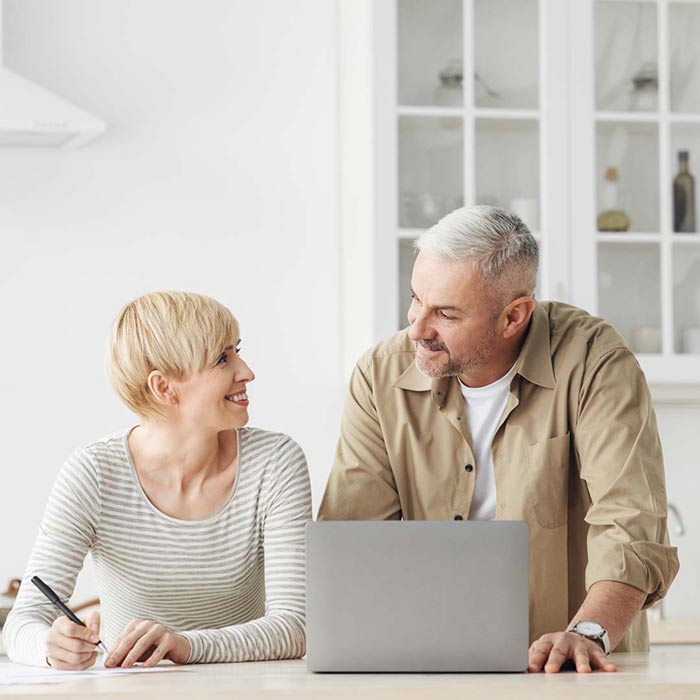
[439,311,455,320]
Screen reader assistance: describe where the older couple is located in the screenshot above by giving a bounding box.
[4,206,679,674]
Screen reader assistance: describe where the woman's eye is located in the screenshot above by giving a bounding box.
[235,345,241,355]
[216,353,228,365]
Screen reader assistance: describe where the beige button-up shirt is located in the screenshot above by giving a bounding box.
[318,302,679,651]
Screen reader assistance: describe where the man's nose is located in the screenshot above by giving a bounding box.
[408,308,433,342]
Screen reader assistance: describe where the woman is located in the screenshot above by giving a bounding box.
[3,291,312,669]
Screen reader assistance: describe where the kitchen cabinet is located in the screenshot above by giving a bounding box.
[340,0,700,386]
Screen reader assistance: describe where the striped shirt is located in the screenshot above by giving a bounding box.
[3,427,312,667]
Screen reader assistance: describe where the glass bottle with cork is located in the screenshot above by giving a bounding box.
[673,150,696,233]
[597,166,630,232]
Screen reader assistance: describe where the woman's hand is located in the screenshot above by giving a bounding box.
[46,610,101,670]
[104,619,190,668]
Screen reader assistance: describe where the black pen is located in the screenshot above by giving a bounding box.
[31,576,110,655]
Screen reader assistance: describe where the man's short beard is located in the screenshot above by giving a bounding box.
[415,327,497,379]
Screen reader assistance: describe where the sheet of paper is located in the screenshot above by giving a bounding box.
[0,663,187,686]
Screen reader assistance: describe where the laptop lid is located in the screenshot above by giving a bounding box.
[306,521,528,673]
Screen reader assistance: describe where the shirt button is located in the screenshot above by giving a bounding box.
[464,464,473,472]
[454,515,463,521]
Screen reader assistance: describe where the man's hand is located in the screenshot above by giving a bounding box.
[104,619,190,668]
[46,609,101,670]
[528,631,618,673]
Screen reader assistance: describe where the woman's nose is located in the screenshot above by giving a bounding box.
[239,359,255,383]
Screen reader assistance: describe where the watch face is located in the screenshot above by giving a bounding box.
[576,621,603,637]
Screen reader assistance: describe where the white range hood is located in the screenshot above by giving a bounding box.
[0,4,105,149]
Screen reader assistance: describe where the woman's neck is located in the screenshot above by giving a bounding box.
[129,422,237,488]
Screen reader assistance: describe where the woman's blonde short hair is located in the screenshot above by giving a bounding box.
[105,291,239,419]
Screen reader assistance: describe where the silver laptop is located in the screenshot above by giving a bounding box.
[306,521,528,673]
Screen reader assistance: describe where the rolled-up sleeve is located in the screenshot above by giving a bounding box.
[318,360,401,521]
[574,347,679,608]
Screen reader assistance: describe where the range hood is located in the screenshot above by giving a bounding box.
[0,6,105,149]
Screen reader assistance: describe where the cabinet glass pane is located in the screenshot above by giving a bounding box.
[669,3,700,114]
[474,0,538,109]
[673,244,700,354]
[398,239,417,328]
[670,124,700,234]
[595,1,658,113]
[398,0,462,107]
[596,122,659,232]
[598,242,661,353]
[399,116,464,229]
[475,119,539,231]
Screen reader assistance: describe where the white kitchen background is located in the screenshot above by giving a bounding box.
[1,0,699,626]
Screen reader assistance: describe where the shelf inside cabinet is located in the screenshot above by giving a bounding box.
[669,2,700,115]
[595,111,659,123]
[474,0,538,110]
[595,1,658,113]
[670,123,700,236]
[398,0,463,108]
[596,121,659,232]
[597,241,662,354]
[672,234,700,244]
[474,118,540,223]
[596,232,662,242]
[398,115,464,229]
[398,106,464,118]
[473,108,540,120]
[672,244,700,354]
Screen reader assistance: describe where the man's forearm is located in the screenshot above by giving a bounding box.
[568,580,647,651]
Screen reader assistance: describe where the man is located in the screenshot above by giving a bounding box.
[318,205,679,674]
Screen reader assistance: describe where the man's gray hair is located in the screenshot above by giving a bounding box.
[415,205,539,299]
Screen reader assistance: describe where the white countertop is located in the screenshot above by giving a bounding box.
[649,619,700,644]
[1,647,700,699]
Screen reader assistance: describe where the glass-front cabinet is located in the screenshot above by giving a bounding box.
[396,0,547,326]
[571,0,700,382]
[340,0,700,385]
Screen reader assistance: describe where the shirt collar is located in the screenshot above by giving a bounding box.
[516,302,555,389]
[393,301,555,394]
[394,360,432,392]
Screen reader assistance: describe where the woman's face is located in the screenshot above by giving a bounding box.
[171,341,255,431]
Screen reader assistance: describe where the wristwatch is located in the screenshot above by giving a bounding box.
[568,620,611,655]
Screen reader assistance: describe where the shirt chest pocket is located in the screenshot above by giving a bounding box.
[526,433,571,529]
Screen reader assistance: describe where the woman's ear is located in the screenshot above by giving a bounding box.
[147,370,178,407]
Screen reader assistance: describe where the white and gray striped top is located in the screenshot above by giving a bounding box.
[3,427,312,667]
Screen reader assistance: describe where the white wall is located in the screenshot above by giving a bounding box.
[0,0,343,601]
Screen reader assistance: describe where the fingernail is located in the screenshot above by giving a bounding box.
[105,658,113,667]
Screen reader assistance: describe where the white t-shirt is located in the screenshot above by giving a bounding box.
[459,362,518,521]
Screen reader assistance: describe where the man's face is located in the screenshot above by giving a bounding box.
[407,252,503,380]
